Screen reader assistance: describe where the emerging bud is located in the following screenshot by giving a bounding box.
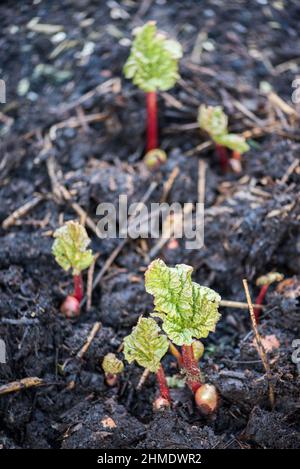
[102,353,124,387]
[105,373,118,387]
[256,272,284,287]
[60,295,80,318]
[144,148,167,170]
[153,396,171,412]
[195,383,218,414]
[192,340,205,361]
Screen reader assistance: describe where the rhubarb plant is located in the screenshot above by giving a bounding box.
[123,21,182,156]
[145,259,221,412]
[123,317,171,409]
[198,104,249,172]
[52,220,94,318]
[102,353,124,387]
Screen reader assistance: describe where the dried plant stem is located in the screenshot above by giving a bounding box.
[86,254,100,311]
[161,167,180,203]
[2,195,43,229]
[0,377,44,395]
[220,299,263,310]
[198,159,207,205]
[136,368,150,391]
[76,322,101,360]
[243,279,275,409]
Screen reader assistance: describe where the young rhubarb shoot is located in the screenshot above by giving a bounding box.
[102,353,124,387]
[52,220,94,318]
[123,21,182,155]
[192,340,205,361]
[198,105,249,172]
[195,383,218,415]
[254,272,284,323]
[145,259,221,411]
[123,317,171,409]
[144,148,167,170]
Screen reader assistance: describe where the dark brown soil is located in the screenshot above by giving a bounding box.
[0,0,299,449]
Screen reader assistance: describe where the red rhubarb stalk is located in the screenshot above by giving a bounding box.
[215,144,229,173]
[181,344,202,393]
[156,364,171,403]
[253,284,269,324]
[146,91,158,151]
[232,150,241,160]
[73,273,84,302]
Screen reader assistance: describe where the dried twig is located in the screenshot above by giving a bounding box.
[49,112,107,141]
[268,91,298,117]
[160,167,179,203]
[184,141,212,157]
[1,318,39,325]
[243,279,275,409]
[280,159,299,185]
[2,195,43,229]
[76,322,101,360]
[136,368,150,390]
[56,78,121,114]
[86,254,100,311]
[198,159,206,205]
[220,300,263,310]
[0,377,44,395]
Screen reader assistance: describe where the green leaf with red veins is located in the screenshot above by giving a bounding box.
[123,317,169,373]
[145,259,221,346]
[123,21,182,93]
[102,353,124,375]
[52,220,94,276]
[198,104,228,137]
[215,133,250,154]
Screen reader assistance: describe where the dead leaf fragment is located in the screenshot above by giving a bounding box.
[101,416,117,429]
[276,277,300,299]
[252,334,280,353]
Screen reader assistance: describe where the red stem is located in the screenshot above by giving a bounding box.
[232,150,241,160]
[254,284,269,324]
[73,273,84,302]
[182,345,202,393]
[146,91,158,151]
[215,144,229,173]
[156,364,171,403]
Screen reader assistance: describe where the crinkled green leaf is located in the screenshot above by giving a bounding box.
[102,353,124,375]
[145,259,221,346]
[123,21,182,92]
[123,317,169,372]
[198,105,228,137]
[52,220,94,275]
[215,133,249,154]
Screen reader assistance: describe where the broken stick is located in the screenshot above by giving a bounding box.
[0,377,44,396]
[243,279,275,409]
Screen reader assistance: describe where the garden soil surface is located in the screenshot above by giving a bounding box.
[0,0,300,449]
